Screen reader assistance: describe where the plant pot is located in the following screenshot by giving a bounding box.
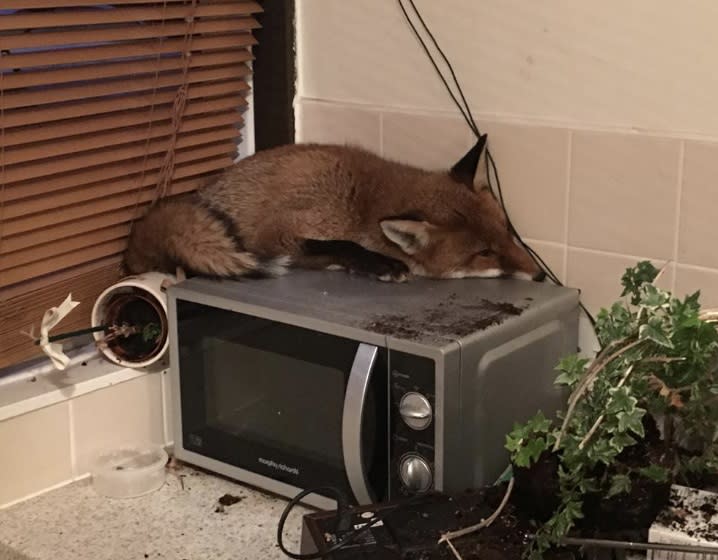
[91,272,175,368]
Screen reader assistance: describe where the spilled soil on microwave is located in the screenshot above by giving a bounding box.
[365,293,525,340]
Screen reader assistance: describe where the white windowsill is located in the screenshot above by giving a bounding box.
[0,343,154,422]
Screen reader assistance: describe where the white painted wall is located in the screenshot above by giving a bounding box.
[297,0,718,139]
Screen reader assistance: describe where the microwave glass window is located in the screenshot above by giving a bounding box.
[176,300,389,501]
[204,337,345,467]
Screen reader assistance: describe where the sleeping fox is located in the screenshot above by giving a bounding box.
[123,136,544,282]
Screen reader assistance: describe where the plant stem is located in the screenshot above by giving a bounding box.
[652,261,671,286]
[34,325,107,345]
[578,364,635,450]
[554,338,644,451]
[438,477,515,545]
[445,538,463,560]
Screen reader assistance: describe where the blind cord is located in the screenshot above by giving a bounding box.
[397,0,595,326]
[126,0,170,240]
[154,0,198,203]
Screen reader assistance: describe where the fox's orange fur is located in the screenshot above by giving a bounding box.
[124,143,542,282]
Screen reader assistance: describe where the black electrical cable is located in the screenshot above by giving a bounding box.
[277,487,423,559]
[397,0,596,326]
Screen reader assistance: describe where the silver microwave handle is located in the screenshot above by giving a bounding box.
[342,343,378,505]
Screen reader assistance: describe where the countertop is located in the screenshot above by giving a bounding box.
[0,463,309,560]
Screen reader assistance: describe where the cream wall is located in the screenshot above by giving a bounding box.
[0,371,169,508]
[295,0,718,314]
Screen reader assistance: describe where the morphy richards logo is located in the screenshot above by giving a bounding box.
[258,457,300,476]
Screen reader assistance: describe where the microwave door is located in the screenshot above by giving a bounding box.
[342,343,379,505]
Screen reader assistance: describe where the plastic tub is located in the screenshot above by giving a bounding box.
[91,445,168,498]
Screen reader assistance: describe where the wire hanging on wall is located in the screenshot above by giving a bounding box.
[397,0,596,327]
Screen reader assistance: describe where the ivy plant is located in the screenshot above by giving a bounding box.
[505,261,718,559]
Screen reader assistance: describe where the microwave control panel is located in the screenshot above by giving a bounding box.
[388,351,436,499]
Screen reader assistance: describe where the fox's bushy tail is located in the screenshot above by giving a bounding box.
[123,198,288,278]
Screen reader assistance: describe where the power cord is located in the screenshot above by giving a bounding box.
[397,0,596,327]
[277,487,428,559]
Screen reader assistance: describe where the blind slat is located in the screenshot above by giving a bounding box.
[5,0,252,7]
[1,50,252,90]
[4,95,244,147]
[0,17,259,51]
[5,155,233,221]
[2,65,249,110]
[1,34,256,70]
[1,239,130,289]
[2,80,247,129]
[4,111,242,168]
[6,200,158,254]
[4,65,249,110]
[3,165,229,237]
[3,126,239,185]
[1,176,211,288]
[2,224,129,271]
[4,141,236,202]
[0,2,262,31]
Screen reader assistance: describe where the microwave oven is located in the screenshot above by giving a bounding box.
[168,270,578,509]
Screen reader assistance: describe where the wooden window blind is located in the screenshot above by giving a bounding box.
[0,0,262,369]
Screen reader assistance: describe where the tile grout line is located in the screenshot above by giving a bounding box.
[299,96,718,144]
[562,130,573,284]
[670,140,686,293]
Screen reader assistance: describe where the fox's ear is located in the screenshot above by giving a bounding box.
[380,219,431,255]
[449,134,488,190]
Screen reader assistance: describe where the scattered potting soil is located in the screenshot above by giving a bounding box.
[218,493,243,506]
[315,486,572,559]
[365,294,525,340]
[214,493,244,514]
[654,486,718,543]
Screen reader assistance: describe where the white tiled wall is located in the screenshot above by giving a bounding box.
[296,99,718,316]
[0,372,169,508]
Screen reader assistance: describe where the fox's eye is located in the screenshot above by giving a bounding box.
[477,248,494,257]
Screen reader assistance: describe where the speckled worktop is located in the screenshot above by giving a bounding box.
[0,463,309,560]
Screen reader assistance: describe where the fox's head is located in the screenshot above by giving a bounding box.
[379,136,545,281]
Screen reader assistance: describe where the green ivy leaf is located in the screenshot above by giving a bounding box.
[595,302,635,345]
[504,433,523,453]
[617,407,646,437]
[639,322,674,348]
[639,284,670,308]
[526,410,553,433]
[607,386,637,415]
[587,437,618,465]
[513,437,548,468]
[609,432,636,452]
[554,355,589,387]
[638,464,670,483]
[606,474,632,498]
[577,476,599,493]
[621,261,659,304]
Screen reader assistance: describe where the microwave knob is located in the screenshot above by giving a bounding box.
[399,392,432,430]
[399,454,432,493]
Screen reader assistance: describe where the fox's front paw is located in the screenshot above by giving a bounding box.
[376,268,409,283]
[361,257,410,283]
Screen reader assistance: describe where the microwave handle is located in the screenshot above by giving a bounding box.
[342,343,379,505]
